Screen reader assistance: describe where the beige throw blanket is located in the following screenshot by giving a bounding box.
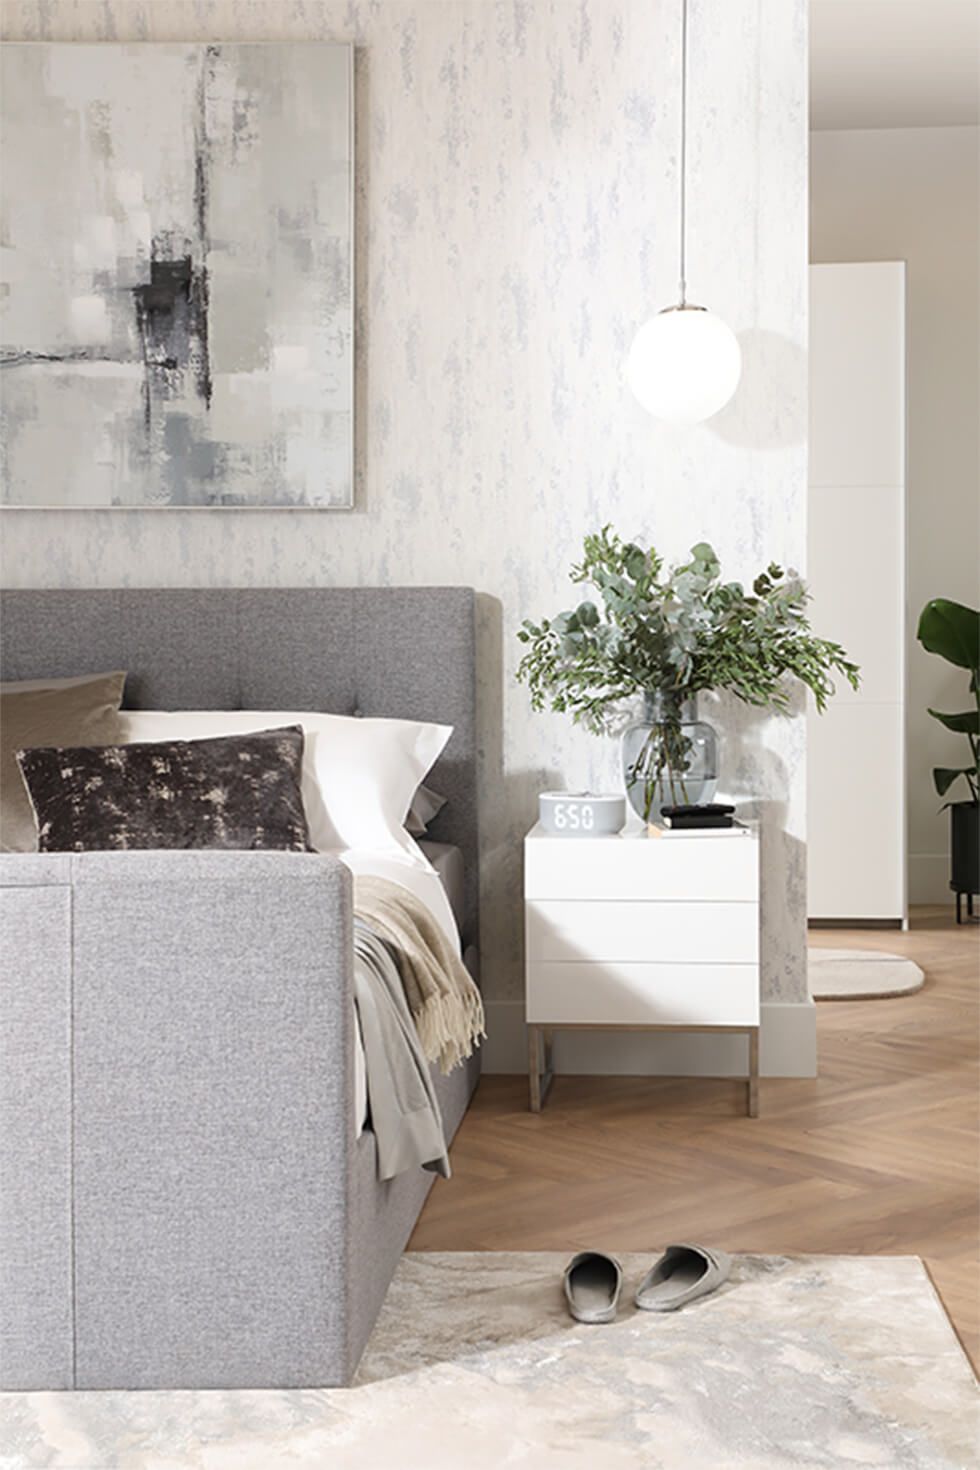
[353,875,485,1074]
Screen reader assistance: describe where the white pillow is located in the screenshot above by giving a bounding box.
[119,710,452,866]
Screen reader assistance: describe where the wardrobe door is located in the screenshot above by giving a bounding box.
[807,262,906,922]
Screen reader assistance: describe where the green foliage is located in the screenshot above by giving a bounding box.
[927,708,980,735]
[516,527,861,735]
[917,599,979,673]
[916,598,980,805]
[933,767,976,799]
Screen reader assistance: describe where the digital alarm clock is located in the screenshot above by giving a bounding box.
[538,791,626,837]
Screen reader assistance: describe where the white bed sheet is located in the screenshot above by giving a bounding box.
[341,849,462,1138]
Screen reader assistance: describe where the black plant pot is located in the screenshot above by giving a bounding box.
[950,801,979,922]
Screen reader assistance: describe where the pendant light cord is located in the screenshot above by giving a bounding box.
[678,0,688,305]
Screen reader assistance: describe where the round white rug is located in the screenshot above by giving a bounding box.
[808,946,925,1000]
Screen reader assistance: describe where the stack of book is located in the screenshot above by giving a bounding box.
[660,803,736,830]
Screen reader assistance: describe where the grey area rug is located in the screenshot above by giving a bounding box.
[809,945,926,1000]
[2,1253,976,1469]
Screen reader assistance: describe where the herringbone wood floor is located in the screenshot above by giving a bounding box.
[411,906,980,1367]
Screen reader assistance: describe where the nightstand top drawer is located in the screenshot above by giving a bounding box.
[525,823,759,902]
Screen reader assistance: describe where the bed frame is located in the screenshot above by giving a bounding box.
[0,587,480,1390]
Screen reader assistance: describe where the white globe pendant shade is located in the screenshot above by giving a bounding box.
[626,305,742,424]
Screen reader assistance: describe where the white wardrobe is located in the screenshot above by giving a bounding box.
[807,262,907,923]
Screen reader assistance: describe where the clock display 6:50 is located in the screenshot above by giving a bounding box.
[551,801,595,831]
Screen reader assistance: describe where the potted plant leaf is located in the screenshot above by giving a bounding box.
[517,527,860,822]
[916,598,979,922]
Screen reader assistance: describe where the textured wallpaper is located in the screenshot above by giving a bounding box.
[0,0,808,1022]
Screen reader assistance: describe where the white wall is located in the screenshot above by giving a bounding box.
[810,126,980,904]
[0,1,809,1064]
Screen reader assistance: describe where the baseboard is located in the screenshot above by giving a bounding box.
[809,918,904,930]
[909,852,952,905]
[480,1000,817,1078]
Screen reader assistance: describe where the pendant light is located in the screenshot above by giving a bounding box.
[626,0,741,423]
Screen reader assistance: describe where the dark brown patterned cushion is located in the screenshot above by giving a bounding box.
[16,725,314,853]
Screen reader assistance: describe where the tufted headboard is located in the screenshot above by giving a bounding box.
[0,587,479,946]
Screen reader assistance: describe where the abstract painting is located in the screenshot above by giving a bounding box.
[0,43,353,508]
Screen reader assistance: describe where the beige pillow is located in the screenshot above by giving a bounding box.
[0,671,127,851]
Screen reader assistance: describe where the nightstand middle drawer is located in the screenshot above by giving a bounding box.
[526,900,758,965]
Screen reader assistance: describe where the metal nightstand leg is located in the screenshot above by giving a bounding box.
[528,1025,555,1112]
[747,1026,760,1117]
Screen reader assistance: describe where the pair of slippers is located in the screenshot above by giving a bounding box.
[563,1244,732,1325]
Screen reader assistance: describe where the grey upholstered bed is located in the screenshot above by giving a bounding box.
[0,587,480,1390]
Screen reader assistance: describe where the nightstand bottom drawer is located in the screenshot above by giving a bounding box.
[526,961,760,1027]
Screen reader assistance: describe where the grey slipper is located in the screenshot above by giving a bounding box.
[563,1251,623,1324]
[634,1244,732,1312]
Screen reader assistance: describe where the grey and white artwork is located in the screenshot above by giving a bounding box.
[0,43,353,508]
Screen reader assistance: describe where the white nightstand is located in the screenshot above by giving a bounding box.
[524,821,761,1116]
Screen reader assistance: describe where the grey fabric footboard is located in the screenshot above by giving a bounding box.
[0,849,479,1390]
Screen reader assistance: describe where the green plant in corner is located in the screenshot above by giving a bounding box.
[517,527,860,820]
[916,598,980,806]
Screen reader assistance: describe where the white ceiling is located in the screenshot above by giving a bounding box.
[810,0,980,130]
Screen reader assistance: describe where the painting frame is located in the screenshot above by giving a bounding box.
[0,40,355,511]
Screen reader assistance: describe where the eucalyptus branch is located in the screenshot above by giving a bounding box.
[516,527,861,729]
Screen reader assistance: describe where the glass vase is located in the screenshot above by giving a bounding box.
[621,692,718,823]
